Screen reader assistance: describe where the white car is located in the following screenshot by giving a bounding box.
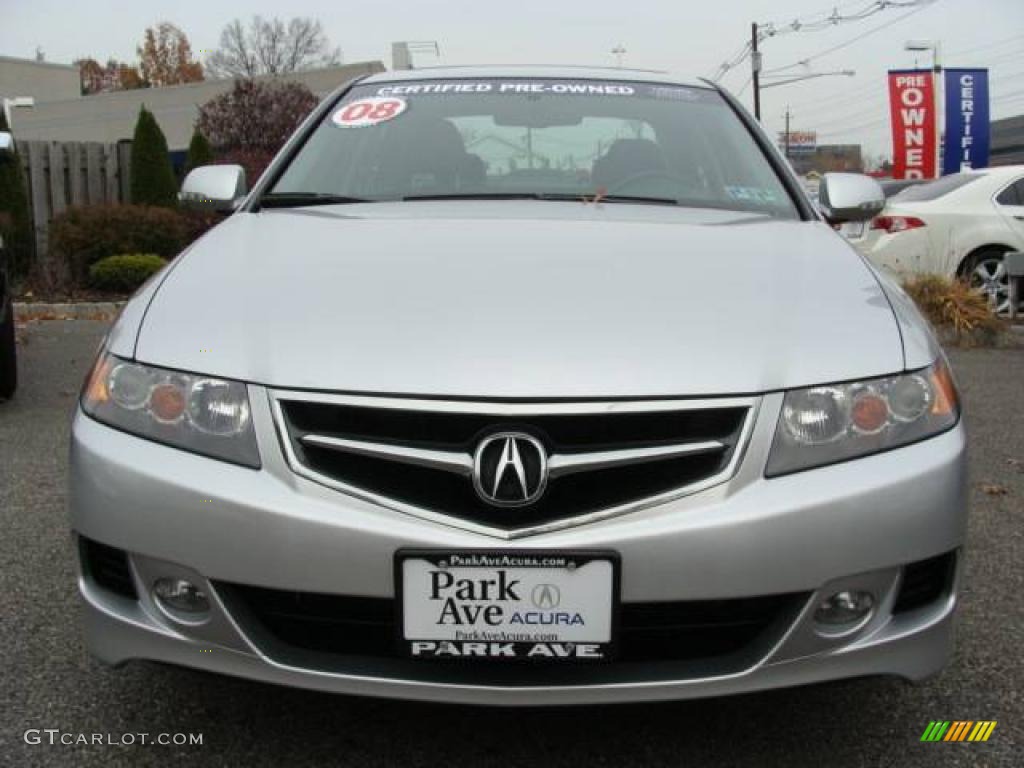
[846,165,1024,313]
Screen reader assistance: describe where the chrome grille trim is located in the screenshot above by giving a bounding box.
[300,433,726,480]
[269,391,760,540]
[547,441,726,478]
[301,434,475,476]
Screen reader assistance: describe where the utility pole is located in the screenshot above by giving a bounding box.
[751,23,762,121]
[784,105,791,159]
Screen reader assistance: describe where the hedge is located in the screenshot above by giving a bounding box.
[89,254,168,292]
[49,204,188,281]
[185,127,215,173]
[130,107,178,207]
[0,110,34,278]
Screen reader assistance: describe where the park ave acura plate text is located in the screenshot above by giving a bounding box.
[399,552,618,660]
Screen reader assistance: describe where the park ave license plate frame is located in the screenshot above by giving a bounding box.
[396,550,620,662]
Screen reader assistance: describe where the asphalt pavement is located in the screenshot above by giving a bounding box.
[1,319,1021,767]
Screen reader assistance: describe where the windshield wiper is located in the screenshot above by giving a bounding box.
[258,192,375,209]
[401,192,682,206]
[545,192,681,206]
[402,192,543,202]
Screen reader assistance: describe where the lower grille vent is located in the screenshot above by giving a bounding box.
[81,537,137,599]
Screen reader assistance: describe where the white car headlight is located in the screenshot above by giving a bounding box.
[765,358,959,477]
[81,351,260,468]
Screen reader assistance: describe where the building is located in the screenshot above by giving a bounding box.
[6,61,386,151]
[990,114,1024,166]
[785,144,863,176]
[0,55,80,110]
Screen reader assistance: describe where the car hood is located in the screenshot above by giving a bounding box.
[133,202,905,398]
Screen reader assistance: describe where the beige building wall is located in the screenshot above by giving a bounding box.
[9,61,385,150]
[0,56,80,107]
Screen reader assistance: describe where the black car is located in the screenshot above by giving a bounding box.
[0,232,16,399]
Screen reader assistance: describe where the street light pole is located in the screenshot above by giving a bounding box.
[2,96,35,130]
[760,69,856,89]
[905,39,943,177]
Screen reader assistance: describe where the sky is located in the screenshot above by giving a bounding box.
[1,0,1023,159]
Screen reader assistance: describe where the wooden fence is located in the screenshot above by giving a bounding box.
[18,140,133,258]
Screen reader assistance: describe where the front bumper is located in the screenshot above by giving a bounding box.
[69,388,968,705]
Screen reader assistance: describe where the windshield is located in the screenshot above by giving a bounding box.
[267,78,799,218]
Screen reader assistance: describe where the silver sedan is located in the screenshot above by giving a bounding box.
[69,66,966,705]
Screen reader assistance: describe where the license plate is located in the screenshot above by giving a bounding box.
[840,221,866,239]
[397,551,618,661]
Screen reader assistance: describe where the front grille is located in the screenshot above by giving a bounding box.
[80,537,138,599]
[894,551,957,613]
[274,394,753,533]
[218,582,808,682]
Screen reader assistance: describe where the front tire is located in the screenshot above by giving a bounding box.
[0,299,17,400]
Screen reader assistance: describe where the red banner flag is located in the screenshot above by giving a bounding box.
[888,70,937,179]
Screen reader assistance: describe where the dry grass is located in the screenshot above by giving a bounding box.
[901,274,1004,346]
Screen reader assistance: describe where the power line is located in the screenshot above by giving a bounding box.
[992,87,1024,102]
[763,2,935,74]
[978,49,1024,67]
[710,1,935,82]
[817,116,889,137]
[784,80,881,108]
[790,76,1024,135]
[947,33,1024,58]
[757,0,928,42]
[809,101,890,131]
[709,41,752,82]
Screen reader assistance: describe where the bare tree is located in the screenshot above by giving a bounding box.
[206,16,341,78]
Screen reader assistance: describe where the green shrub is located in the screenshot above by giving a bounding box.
[0,111,35,278]
[185,127,214,173]
[89,254,167,292]
[130,106,178,207]
[49,204,188,280]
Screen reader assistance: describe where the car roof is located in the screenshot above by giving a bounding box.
[965,165,1024,178]
[360,65,708,89]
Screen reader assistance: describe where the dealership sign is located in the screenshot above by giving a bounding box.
[942,68,990,175]
[777,130,817,154]
[887,70,937,179]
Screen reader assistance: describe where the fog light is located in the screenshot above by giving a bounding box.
[153,577,209,615]
[814,590,874,628]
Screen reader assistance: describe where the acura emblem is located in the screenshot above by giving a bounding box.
[531,583,561,609]
[473,432,548,507]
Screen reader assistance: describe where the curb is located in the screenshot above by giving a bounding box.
[14,302,125,321]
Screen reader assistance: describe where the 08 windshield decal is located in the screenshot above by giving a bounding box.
[332,97,408,128]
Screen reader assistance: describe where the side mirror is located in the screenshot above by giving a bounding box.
[179,165,247,213]
[819,173,885,224]
[0,131,14,156]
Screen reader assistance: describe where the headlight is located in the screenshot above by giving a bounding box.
[765,358,959,477]
[81,352,260,468]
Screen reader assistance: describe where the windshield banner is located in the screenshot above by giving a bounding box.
[887,70,937,180]
[942,68,990,175]
[367,80,718,103]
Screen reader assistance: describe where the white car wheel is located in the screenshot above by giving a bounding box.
[967,253,1010,316]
